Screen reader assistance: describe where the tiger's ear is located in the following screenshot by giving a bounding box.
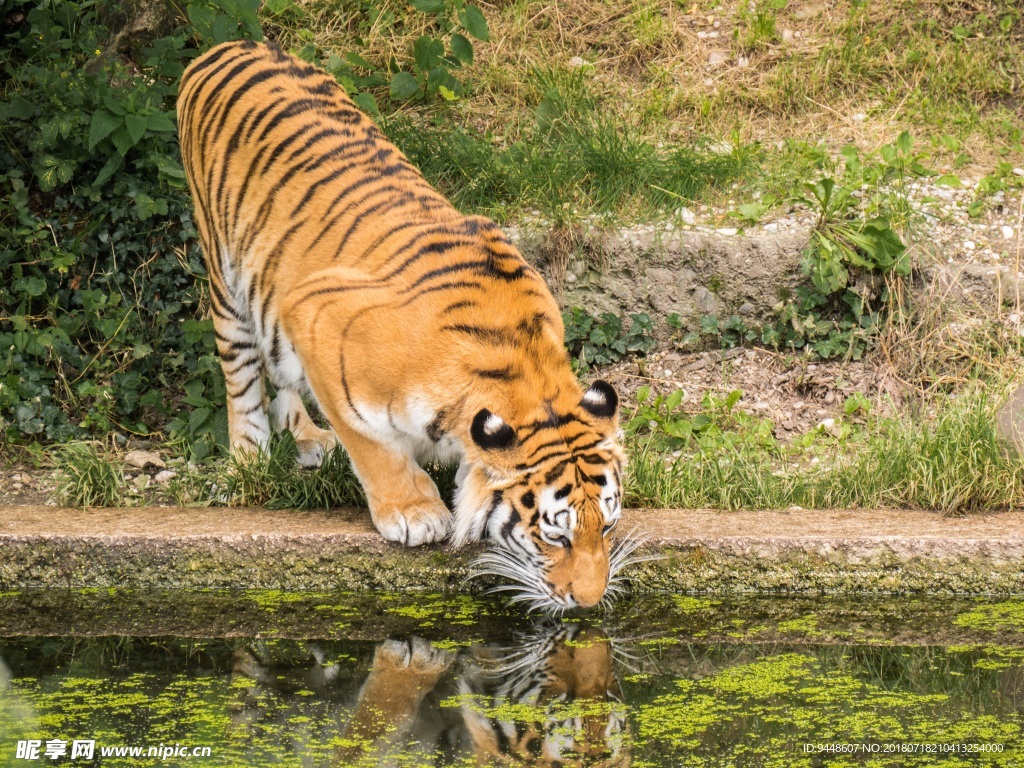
[471,409,517,450]
[581,380,618,419]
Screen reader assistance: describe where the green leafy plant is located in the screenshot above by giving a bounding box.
[0,0,257,449]
[626,387,777,452]
[323,0,490,108]
[562,308,655,369]
[53,442,126,506]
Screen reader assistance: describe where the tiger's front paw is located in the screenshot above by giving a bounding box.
[371,498,453,546]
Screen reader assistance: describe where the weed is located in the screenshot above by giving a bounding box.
[625,385,1024,514]
[53,443,126,507]
[563,308,655,369]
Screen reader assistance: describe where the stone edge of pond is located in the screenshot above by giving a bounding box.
[1,506,1023,594]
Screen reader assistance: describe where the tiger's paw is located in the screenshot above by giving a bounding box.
[295,433,340,468]
[371,498,453,547]
[376,638,454,676]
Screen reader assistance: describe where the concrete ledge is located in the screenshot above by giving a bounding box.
[1,506,1023,594]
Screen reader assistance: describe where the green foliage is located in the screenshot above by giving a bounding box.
[318,0,489,107]
[53,442,126,506]
[626,385,1024,515]
[0,0,256,451]
[626,387,776,453]
[384,68,748,220]
[562,307,655,369]
[763,134,915,360]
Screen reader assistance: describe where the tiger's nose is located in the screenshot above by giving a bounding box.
[567,581,606,609]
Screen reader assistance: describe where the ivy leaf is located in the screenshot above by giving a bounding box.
[459,4,490,40]
[88,110,122,151]
[449,33,474,64]
[389,71,421,100]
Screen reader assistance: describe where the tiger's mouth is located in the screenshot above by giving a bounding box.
[469,529,651,614]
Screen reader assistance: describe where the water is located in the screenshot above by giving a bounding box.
[0,591,1021,767]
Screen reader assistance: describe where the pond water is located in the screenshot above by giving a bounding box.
[0,591,1021,767]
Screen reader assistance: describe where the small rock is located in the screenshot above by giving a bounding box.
[708,51,728,67]
[763,222,778,232]
[793,2,824,20]
[824,391,836,405]
[125,449,166,470]
[113,432,128,447]
[1003,226,1015,240]
[716,227,738,236]
[134,474,151,491]
[154,470,177,486]
[677,207,696,225]
[738,302,755,316]
[851,113,867,122]
[737,56,749,68]
[817,418,842,436]
[12,482,23,491]
[567,56,587,68]
[1013,168,1024,177]
[964,240,976,251]
[781,28,794,42]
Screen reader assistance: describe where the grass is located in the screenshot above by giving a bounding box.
[624,384,1024,514]
[47,382,1024,515]
[264,0,1024,224]
[376,68,752,222]
[53,443,126,507]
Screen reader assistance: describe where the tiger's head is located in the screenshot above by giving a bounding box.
[454,380,631,611]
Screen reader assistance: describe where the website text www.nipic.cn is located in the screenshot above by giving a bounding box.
[16,740,212,761]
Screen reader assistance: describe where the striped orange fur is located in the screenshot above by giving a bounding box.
[177,40,625,609]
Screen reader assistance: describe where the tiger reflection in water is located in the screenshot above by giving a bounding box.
[231,624,629,767]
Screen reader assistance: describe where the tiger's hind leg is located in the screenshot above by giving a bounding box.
[213,307,271,459]
[268,388,339,467]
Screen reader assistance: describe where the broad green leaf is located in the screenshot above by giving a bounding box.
[450,33,474,64]
[93,154,123,187]
[389,71,421,100]
[345,51,376,69]
[211,12,239,43]
[88,110,122,150]
[413,35,444,72]
[0,97,35,121]
[352,92,379,115]
[459,4,489,40]
[934,173,962,188]
[264,0,292,13]
[665,390,684,412]
[146,111,176,132]
[410,0,445,12]
[125,114,148,145]
[187,4,217,38]
[896,130,913,154]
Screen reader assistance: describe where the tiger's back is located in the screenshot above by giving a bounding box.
[178,40,626,611]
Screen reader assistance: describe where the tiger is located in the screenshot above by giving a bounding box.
[177,39,626,610]
[230,627,630,767]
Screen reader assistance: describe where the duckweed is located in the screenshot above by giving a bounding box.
[0,593,1020,767]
